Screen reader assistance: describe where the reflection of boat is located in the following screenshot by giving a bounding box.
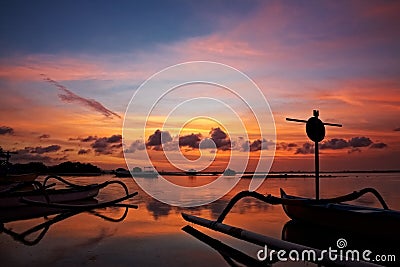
[183,225,277,266]
[281,189,400,241]
[181,213,380,267]
[0,201,136,246]
[0,198,98,223]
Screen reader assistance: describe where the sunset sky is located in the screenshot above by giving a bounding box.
[0,0,399,171]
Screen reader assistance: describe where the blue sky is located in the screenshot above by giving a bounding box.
[0,0,260,55]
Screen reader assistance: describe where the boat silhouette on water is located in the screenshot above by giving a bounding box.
[0,175,138,224]
[182,110,399,266]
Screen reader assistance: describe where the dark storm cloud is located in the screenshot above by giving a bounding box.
[91,134,122,155]
[295,143,315,154]
[370,142,388,149]
[247,139,273,152]
[10,150,52,162]
[210,127,231,150]
[320,138,349,150]
[42,75,121,119]
[394,127,400,131]
[124,139,146,153]
[31,145,61,154]
[0,126,14,135]
[81,136,98,142]
[8,145,61,163]
[293,136,386,155]
[277,142,298,151]
[146,130,173,147]
[78,149,91,155]
[179,133,202,149]
[38,134,50,139]
[348,137,372,148]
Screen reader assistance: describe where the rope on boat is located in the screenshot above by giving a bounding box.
[216,188,390,223]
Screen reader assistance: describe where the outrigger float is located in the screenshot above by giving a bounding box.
[182,110,399,266]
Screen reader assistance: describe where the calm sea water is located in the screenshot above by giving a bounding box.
[1,173,399,266]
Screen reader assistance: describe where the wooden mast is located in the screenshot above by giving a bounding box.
[286,110,342,200]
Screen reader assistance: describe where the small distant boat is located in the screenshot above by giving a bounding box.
[222,168,236,176]
[185,168,197,175]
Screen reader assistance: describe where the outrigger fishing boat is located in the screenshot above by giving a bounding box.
[0,151,39,183]
[182,110,398,266]
[0,175,138,223]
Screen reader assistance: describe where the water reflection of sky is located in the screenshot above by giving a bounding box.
[1,174,399,266]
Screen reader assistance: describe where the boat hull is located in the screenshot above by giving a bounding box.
[0,185,100,208]
[0,173,38,183]
[281,190,400,240]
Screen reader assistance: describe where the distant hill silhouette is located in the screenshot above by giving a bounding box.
[7,161,101,175]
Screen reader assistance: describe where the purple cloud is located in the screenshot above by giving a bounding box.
[78,149,91,155]
[146,130,173,147]
[0,126,14,135]
[30,145,61,154]
[42,75,121,119]
[39,134,50,139]
[370,142,388,149]
[210,127,231,150]
[348,137,372,148]
[91,134,122,154]
[320,138,349,150]
[179,133,202,149]
[295,143,315,154]
[124,139,146,153]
